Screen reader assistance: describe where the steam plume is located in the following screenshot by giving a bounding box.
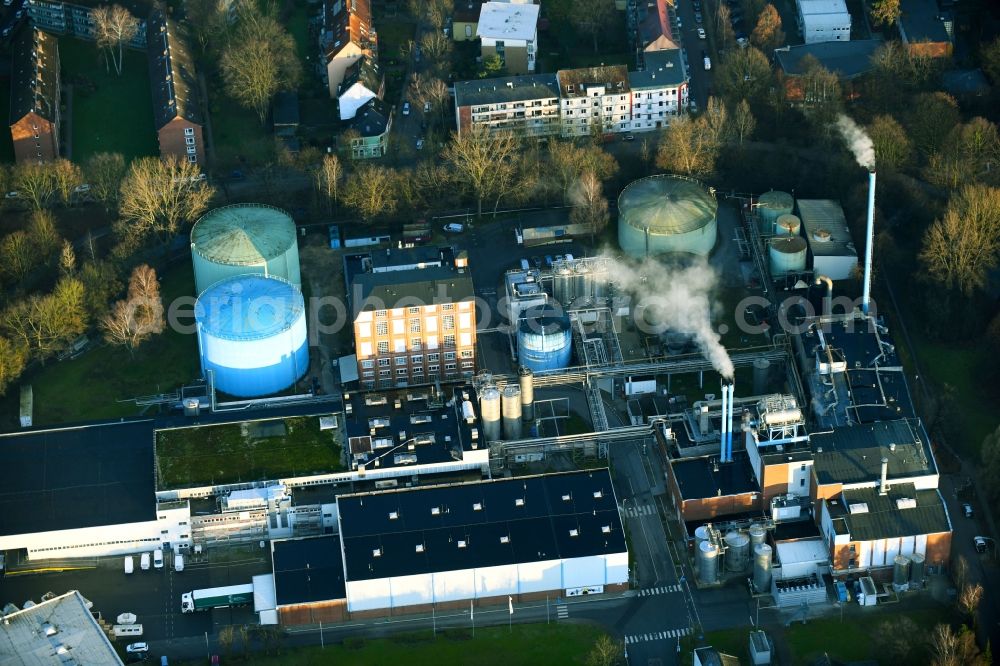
[835,114,875,169]
[604,255,734,380]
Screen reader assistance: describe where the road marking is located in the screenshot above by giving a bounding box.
[623,505,658,518]
[556,604,569,619]
[624,627,692,645]
[636,584,682,596]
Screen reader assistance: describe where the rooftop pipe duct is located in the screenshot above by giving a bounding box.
[862,170,876,315]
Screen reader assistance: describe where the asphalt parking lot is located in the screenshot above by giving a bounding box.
[0,546,272,645]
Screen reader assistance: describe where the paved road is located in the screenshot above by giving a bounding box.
[673,0,713,109]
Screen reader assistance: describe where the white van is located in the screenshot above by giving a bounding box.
[124,556,134,575]
[140,553,151,571]
[174,554,184,573]
[153,549,164,569]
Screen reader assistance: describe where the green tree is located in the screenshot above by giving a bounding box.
[3,277,88,362]
[925,118,1000,189]
[870,0,901,25]
[478,54,505,78]
[868,114,912,170]
[919,185,1000,295]
[982,425,1000,514]
[79,260,123,322]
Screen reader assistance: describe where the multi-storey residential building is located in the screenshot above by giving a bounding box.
[338,55,383,120]
[9,27,60,163]
[476,2,539,74]
[453,73,560,136]
[351,266,476,389]
[321,0,377,98]
[345,98,392,159]
[556,66,631,138]
[627,50,687,132]
[27,0,148,48]
[639,0,681,52]
[148,10,205,164]
[452,0,483,41]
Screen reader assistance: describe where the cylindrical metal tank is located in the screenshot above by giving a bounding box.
[183,398,200,417]
[195,275,308,398]
[893,555,910,589]
[909,552,925,588]
[479,386,502,442]
[575,263,591,301]
[753,543,772,591]
[769,236,808,276]
[553,265,573,305]
[756,191,794,233]
[191,204,301,294]
[752,358,771,395]
[725,531,751,573]
[501,385,522,440]
[617,175,719,258]
[774,213,801,236]
[694,524,712,550]
[517,305,572,372]
[518,366,534,423]
[748,524,767,549]
[697,540,719,584]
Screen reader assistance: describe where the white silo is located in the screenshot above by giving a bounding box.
[479,386,502,442]
[724,531,751,572]
[195,275,308,398]
[753,543,772,591]
[694,524,713,550]
[191,204,301,294]
[756,191,794,233]
[774,213,802,236]
[518,366,535,422]
[697,541,719,584]
[501,385,522,440]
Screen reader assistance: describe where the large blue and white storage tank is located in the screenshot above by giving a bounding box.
[617,175,719,258]
[517,305,572,372]
[195,275,309,398]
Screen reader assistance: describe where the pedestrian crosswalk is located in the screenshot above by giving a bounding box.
[636,584,682,597]
[556,604,569,619]
[622,504,658,518]
[624,627,692,645]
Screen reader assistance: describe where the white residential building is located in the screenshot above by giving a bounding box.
[477,2,540,74]
[796,0,851,44]
[627,50,688,132]
[557,65,632,138]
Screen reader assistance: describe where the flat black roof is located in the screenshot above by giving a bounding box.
[344,387,482,471]
[811,418,935,486]
[338,469,626,581]
[0,420,156,537]
[272,535,346,606]
[671,452,759,501]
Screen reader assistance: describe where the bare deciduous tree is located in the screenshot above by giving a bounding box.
[14,162,58,210]
[102,264,165,353]
[116,157,215,250]
[868,114,912,170]
[919,185,1000,295]
[217,626,235,660]
[444,126,521,216]
[586,634,624,666]
[959,583,984,622]
[93,5,139,75]
[314,154,342,213]
[717,46,772,103]
[572,0,616,52]
[85,152,127,212]
[2,278,88,362]
[59,240,77,277]
[0,336,28,397]
[342,165,399,221]
[547,141,619,202]
[51,159,84,206]
[27,210,61,261]
[733,98,756,145]
[570,171,610,241]
[0,231,36,283]
[220,7,301,124]
[929,624,989,666]
[655,99,727,176]
[870,0,901,26]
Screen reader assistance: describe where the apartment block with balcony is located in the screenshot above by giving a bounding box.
[627,50,688,132]
[556,65,631,138]
[351,266,476,390]
[321,0,377,98]
[454,73,560,137]
[476,2,539,74]
[27,0,148,48]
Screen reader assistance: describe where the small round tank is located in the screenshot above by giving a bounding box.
[697,540,719,584]
[694,524,712,550]
[753,543,772,591]
[518,366,535,422]
[909,552,925,588]
[769,236,808,276]
[517,306,572,372]
[748,524,767,549]
[774,213,802,236]
[756,191,794,232]
[893,554,910,589]
[724,531,751,573]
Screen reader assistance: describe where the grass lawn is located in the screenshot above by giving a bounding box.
[286,1,312,64]
[209,87,276,167]
[186,624,606,665]
[60,39,159,163]
[21,267,200,426]
[156,414,344,488]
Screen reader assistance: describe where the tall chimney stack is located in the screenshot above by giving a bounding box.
[726,383,735,462]
[862,170,876,315]
[879,457,889,495]
[720,380,729,463]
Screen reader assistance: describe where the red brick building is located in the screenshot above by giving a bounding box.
[9,27,60,163]
[148,10,204,164]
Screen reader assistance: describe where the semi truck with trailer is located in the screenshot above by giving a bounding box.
[181,584,254,613]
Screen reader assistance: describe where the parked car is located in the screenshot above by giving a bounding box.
[443,222,464,233]
[416,138,425,150]
[73,184,91,194]
[174,554,184,573]
[402,102,411,115]
[140,553,150,571]
[5,191,19,199]
[697,27,706,39]
[126,643,149,654]
[623,134,635,141]
[153,549,163,569]
[124,556,134,575]
[975,536,988,553]
[963,502,974,518]
[703,56,712,71]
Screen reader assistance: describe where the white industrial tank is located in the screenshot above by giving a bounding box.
[724,531,751,573]
[697,540,719,584]
[618,175,718,258]
[479,386,502,442]
[753,543,772,591]
[501,384,522,440]
[769,236,808,276]
[756,191,794,233]
[774,213,802,236]
[518,366,534,422]
[191,204,301,294]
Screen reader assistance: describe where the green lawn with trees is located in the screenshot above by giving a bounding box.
[156,415,344,489]
[59,39,158,163]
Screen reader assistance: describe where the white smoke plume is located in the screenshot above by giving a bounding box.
[835,114,875,169]
[603,255,735,380]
